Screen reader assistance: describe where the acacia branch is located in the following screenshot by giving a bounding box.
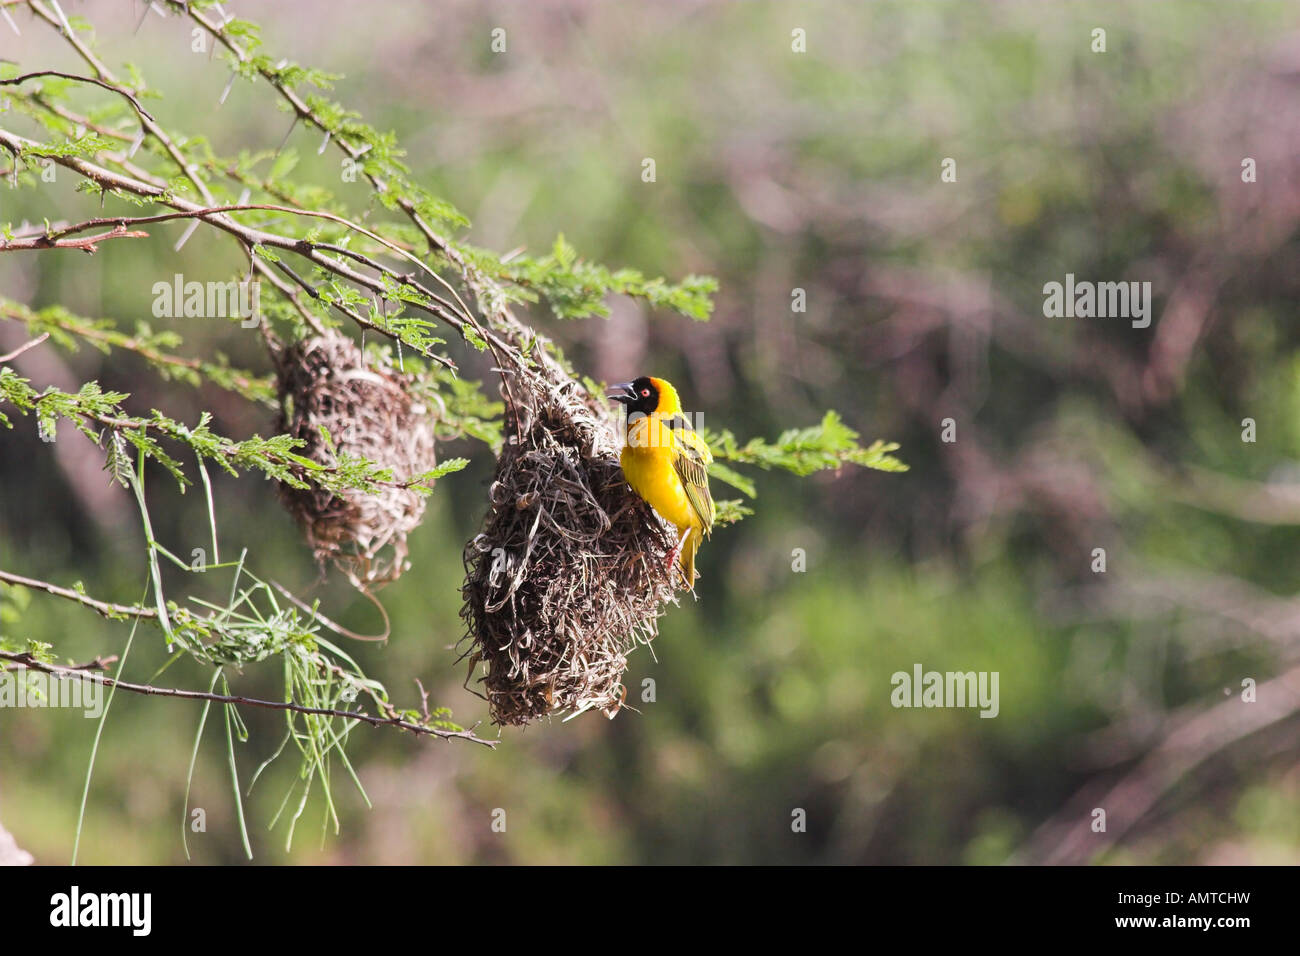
[13,386,437,493]
[24,0,494,358]
[0,301,275,403]
[20,1,344,344]
[177,0,553,406]
[0,222,149,253]
[1,653,117,673]
[17,0,553,425]
[182,1,453,258]
[0,650,498,747]
[0,123,478,369]
[19,204,486,356]
[0,70,157,122]
[0,568,158,620]
[0,331,48,362]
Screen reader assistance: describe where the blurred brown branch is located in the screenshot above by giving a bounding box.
[0,331,47,362]
[1016,665,1300,864]
[1173,466,1300,526]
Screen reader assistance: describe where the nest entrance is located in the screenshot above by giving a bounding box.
[461,369,678,726]
[275,332,436,587]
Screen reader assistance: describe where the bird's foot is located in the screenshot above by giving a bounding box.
[663,545,679,571]
[665,527,692,583]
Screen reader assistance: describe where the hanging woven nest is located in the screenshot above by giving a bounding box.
[460,364,678,726]
[275,331,437,587]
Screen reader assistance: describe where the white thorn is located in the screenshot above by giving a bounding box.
[173,218,200,252]
[274,115,297,157]
[47,0,74,35]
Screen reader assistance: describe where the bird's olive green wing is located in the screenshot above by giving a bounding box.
[666,415,715,535]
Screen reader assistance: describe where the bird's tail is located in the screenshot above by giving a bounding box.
[680,527,703,588]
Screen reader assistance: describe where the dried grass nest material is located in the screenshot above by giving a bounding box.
[275,331,437,587]
[460,369,679,726]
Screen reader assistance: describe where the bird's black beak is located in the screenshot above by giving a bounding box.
[607,381,637,406]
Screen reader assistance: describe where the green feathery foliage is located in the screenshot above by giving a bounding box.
[0,0,905,855]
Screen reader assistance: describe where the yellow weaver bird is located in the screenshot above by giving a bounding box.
[608,376,714,587]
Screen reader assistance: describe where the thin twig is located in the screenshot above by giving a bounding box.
[0,222,149,253]
[1,653,117,673]
[0,568,158,620]
[0,331,49,362]
[0,650,497,747]
[0,70,156,122]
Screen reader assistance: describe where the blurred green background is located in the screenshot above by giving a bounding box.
[3,0,1300,864]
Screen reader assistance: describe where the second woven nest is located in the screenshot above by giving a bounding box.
[276,331,436,587]
[461,367,678,726]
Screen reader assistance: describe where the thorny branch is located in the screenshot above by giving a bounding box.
[0,302,274,403]
[0,221,150,252]
[0,69,157,122]
[0,1,519,766]
[0,125,474,366]
[0,568,159,620]
[0,331,48,362]
[0,650,498,747]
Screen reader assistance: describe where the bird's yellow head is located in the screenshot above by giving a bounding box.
[607,375,682,416]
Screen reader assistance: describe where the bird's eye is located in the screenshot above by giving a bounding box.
[640,388,650,398]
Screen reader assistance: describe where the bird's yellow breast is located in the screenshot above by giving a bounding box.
[620,422,702,534]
